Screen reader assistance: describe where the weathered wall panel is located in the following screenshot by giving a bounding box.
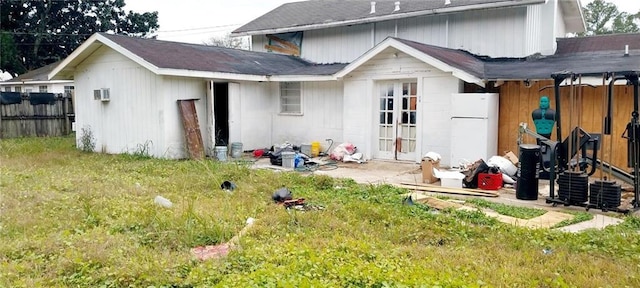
[75,46,165,157]
[498,80,633,171]
[270,80,344,148]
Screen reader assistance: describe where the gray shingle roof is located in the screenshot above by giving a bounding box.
[101,33,346,76]
[391,34,640,81]
[3,61,63,82]
[233,0,546,35]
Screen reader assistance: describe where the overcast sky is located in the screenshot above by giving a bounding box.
[124,0,640,44]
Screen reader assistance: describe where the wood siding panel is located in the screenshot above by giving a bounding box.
[498,80,634,170]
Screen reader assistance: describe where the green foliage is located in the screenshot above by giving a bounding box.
[78,126,96,153]
[0,0,159,75]
[1,137,640,287]
[466,198,547,219]
[582,0,640,35]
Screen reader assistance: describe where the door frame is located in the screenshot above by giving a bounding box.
[373,78,420,161]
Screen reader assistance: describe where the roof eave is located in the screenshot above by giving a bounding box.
[49,33,162,81]
[336,38,485,87]
[233,0,546,36]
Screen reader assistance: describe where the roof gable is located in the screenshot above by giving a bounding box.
[336,37,487,86]
[233,0,554,36]
[49,33,346,81]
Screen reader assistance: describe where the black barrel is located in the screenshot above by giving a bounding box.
[516,144,541,200]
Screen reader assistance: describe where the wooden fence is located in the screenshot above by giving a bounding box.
[0,92,74,138]
[498,80,635,170]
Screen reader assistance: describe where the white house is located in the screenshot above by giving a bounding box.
[1,61,74,96]
[49,0,590,165]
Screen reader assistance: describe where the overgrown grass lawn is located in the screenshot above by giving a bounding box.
[1,137,640,287]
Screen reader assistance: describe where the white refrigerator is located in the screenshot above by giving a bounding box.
[450,93,499,168]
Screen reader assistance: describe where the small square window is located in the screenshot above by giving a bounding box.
[280,82,301,114]
[39,85,47,92]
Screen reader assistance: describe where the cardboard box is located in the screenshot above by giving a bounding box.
[503,151,519,165]
[421,158,440,184]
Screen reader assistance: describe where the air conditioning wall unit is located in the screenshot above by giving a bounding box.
[93,88,110,102]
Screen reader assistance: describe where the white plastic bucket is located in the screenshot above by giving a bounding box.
[281,151,295,168]
[215,146,228,162]
[230,142,243,158]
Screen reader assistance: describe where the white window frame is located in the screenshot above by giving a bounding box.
[279,82,302,115]
[39,85,48,92]
[14,86,21,92]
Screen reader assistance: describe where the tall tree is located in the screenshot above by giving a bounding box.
[0,0,159,76]
[582,0,639,35]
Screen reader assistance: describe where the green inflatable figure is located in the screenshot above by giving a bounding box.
[531,96,556,139]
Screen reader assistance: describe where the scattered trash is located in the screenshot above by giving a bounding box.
[220,180,236,191]
[543,248,553,255]
[402,195,415,206]
[191,217,256,261]
[272,188,293,202]
[343,152,365,163]
[330,142,356,161]
[153,195,173,208]
[423,151,442,162]
[281,198,325,211]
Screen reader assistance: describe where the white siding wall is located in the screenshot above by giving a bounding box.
[74,46,209,159]
[74,46,165,157]
[447,8,527,57]
[160,76,208,159]
[421,76,460,167]
[342,48,459,164]
[270,81,344,147]
[234,81,273,150]
[253,6,550,63]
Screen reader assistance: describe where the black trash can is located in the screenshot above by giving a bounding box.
[516,144,540,200]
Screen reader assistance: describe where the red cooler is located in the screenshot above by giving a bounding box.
[478,173,503,190]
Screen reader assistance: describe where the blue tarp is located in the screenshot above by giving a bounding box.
[29,93,56,105]
[0,92,22,105]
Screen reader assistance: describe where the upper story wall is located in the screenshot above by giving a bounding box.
[251,1,566,64]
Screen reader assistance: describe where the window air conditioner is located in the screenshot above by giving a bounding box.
[93,88,110,102]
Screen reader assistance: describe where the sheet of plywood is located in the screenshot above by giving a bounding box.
[397,184,499,197]
[399,182,499,196]
[178,100,204,160]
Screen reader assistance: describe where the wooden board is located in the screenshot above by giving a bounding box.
[177,100,205,160]
[397,184,499,197]
[399,182,500,196]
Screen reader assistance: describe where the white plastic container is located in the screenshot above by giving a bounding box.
[154,195,173,208]
[281,151,295,168]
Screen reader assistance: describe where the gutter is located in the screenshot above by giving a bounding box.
[233,0,546,36]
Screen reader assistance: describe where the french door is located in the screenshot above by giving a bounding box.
[377,81,418,161]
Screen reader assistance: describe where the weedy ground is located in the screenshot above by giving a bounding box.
[1,136,639,287]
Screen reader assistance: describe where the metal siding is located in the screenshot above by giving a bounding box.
[161,76,207,159]
[398,15,448,48]
[448,7,528,57]
[279,6,538,63]
[302,25,373,64]
[238,81,273,149]
[421,76,461,167]
[343,79,370,157]
[271,81,344,146]
[74,46,164,157]
[526,5,543,55]
[251,35,269,53]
